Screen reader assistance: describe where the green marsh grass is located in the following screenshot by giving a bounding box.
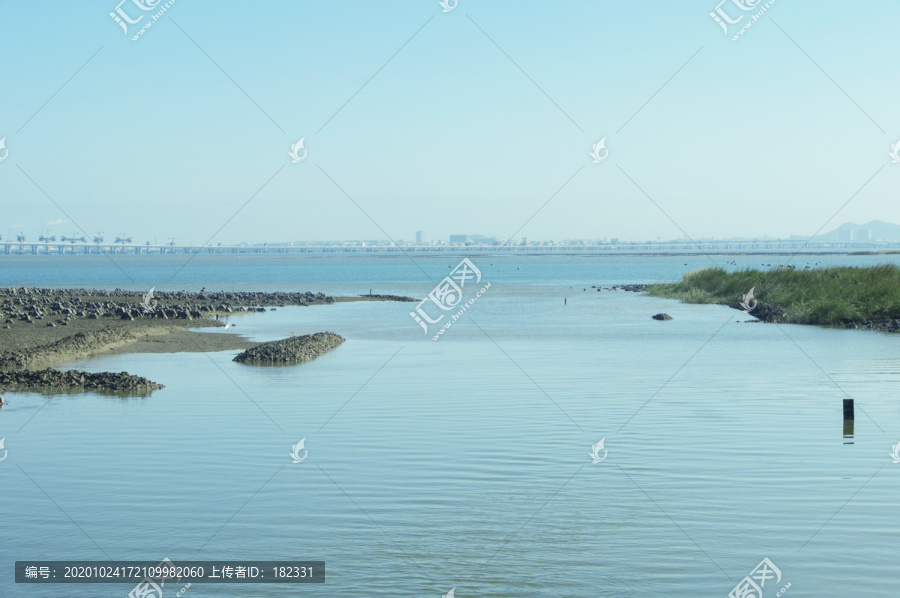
[647,265,900,326]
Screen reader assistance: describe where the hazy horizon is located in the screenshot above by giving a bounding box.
[4,218,898,247]
[2,1,899,245]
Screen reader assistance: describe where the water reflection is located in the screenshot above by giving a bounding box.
[843,418,854,444]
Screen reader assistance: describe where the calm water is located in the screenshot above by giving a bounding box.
[1,254,899,597]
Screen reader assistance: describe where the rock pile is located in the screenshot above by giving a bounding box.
[0,287,339,326]
[593,284,649,292]
[850,319,900,332]
[359,294,418,302]
[0,368,163,393]
[728,301,788,323]
[233,332,345,365]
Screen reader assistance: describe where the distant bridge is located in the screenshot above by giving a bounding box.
[3,240,900,256]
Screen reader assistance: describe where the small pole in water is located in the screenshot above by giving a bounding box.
[843,399,854,444]
[843,398,854,420]
[564,297,567,305]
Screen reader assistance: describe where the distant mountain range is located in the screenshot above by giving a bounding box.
[814,220,900,242]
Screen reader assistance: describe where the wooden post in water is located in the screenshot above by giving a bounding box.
[843,399,854,444]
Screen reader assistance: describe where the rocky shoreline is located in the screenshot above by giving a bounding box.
[723,299,900,333]
[0,369,163,395]
[233,332,346,365]
[359,293,418,302]
[0,327,171,371]
[0,287,361,327]
[603,284,900,334]
[610,284,900,334]
[853,320,900,333]
[592,284,649,292]
[725,300,788,323]
[0,287,414,394]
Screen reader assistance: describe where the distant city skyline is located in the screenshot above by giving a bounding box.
[5,219,898,247]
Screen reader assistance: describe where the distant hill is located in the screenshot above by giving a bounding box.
[815,220,900,242]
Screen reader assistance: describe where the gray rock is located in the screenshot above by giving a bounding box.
[234,332,345,366]
[0,368,163,394]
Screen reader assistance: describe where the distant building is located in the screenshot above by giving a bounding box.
[449,234,469,244]
[416,231,424,244]
[839,228,872,242]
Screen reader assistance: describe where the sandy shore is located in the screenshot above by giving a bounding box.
[0,288,415,394]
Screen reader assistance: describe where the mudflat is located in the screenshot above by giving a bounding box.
[0,287,414,393]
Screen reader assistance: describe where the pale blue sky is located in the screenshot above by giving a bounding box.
[1,0,898,244]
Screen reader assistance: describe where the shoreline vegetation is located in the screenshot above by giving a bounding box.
[647,265,900,332]
[0,288,414,395]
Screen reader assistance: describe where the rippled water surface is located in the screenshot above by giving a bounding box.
[1,254,899,597]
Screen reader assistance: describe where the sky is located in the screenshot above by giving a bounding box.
[1,0,898,245]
